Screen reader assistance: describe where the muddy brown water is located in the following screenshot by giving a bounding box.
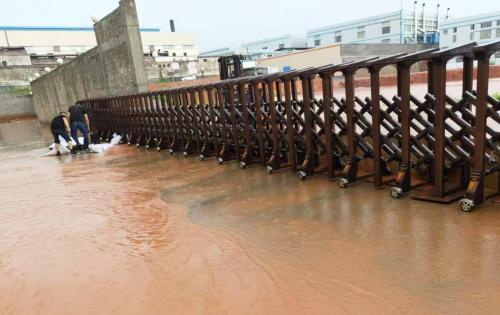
[1,120,499,315]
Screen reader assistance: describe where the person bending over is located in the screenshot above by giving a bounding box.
[68,102,90,150]
[50,112,74,156]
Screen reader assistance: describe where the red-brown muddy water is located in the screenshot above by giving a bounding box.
[1,120,499,314]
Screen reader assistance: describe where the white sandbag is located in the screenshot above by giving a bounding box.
[45,136,77,156]
[110,134,122,145]
[45,134,121,156]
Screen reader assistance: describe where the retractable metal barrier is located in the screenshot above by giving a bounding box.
[81,40,500,212]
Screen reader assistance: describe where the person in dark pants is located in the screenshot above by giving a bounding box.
[68,102,91,150]
[50,112,75,156]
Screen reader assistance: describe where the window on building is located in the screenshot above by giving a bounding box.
[173,52,176,57]
[314,39,321,46]
[480,21,492,28]
[452,34,457,43]
[357,31,365,39]
[53,46,61,52]
[382,38,391,43]
[498,20,500,26]
[497,28,500,38]
[334,31,342,43]
[183,52,187,56]
[495,51,500,58]
[443,29,448,35]
[203,58,208,62]
[1,61,7,66]
[470,24,475,30]
[262,46,268,50]
[382,21,391,34]
[278,43,285,49]
[480,29,492,39]
[357,26,365,39]
[149,45,155,51]
[453,27,457,33]
[470,32,475,40]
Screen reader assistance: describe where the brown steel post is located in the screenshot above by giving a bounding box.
[239,81,253,166]
[181,90,190,153]
[252,81,266,165]
[197,88,210,158]
[283,77,297,172]
[395,62,412,193]
[461,56,474,187]
[320,72,335,178]
[462,56,474,95]
[159,91,169,149]
[342,69,358,183]
[300,73,315,177]
[427,61,435,95]
[369,66,383,187]
[182,90,193,155]
[189,89,201,154]
[227,83,241,161]
[267,78,280,170]
[465,50,490,205]
[216,86,229,162]
[432,58,447,197]
[207,87,220,157]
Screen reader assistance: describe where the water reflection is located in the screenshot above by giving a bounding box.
[0,120,499,314]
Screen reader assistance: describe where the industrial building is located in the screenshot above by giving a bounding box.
[241,34,307,52]
[307,7,441,47]
[0,25,199,84]
[0,26,198,61]
[439,12,500,68]
[440,11,500,51]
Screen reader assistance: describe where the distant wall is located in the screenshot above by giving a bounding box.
[30,0,148,123]
[257,43,437,76]
[0,94,35,122]
[0,66,41,86]
[257,44,342,72]
[339,43,437,61]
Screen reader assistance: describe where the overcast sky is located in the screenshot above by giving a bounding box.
[0,0,498,51]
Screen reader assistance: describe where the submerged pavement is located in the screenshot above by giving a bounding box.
[0,120,499,314]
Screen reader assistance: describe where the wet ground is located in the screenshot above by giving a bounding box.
[1,120,499,315]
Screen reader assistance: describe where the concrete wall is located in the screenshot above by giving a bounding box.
[30,0,148,123]
[340,43,437,61]
[0,94,35,121]
[0,66,41,86]
[257,43,435,76]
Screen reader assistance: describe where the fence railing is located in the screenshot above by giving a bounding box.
[81,41,500,212]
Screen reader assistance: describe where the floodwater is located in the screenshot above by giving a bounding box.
[1,120,499,315]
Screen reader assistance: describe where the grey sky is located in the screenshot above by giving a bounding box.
[0,0,498,51]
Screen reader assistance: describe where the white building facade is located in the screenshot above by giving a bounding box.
[0,26,198,62]
[241,34,307,52]
[440,12,500,48]
[307,10,440,47]
[440,12,500,67]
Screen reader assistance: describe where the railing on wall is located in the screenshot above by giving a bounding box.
[81,40,500,212]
